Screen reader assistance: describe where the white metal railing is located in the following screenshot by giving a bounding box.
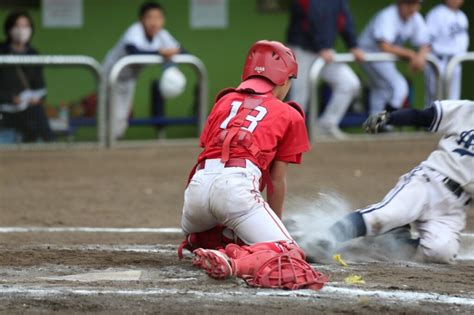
[0,55,106,147]
[107,54,208,147]
[444,52,474,99]
[308,53,442,142]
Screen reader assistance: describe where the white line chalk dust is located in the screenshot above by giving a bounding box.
[0,227,182,234]
[0,285,473,307]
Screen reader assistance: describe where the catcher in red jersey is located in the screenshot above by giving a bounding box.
[179,40,327,290]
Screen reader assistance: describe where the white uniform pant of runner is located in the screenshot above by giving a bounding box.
[181,159,293,244]
[359,166,470,263]
[424,56,462,106]
[361,61,408,114]
[289,47,360,126]
[110,79,136,139]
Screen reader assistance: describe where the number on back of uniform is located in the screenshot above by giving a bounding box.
[220,101,267,133]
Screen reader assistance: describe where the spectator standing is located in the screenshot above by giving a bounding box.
[286,0,364,139]
[0,10,53,143]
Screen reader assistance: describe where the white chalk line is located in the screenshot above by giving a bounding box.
[0,285,472,306]
[0,227,183,234]
[28,244,177,254]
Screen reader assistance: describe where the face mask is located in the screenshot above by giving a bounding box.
[10,27,32,44]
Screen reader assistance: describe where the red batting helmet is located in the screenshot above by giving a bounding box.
[242,40,298,86]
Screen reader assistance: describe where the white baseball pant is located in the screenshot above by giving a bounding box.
[289,46,360,126]
[361,61,408,114]
[424,55,462,106]
[359,166,470,263]
[181,159,293,245]
[109,79,136,139]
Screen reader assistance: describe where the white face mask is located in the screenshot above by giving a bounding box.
[10,27,32,44]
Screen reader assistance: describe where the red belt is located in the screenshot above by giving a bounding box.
[197,158,247,171]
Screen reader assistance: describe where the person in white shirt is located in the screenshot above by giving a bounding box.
[358,0,431,114]
[103,2,183,139]
[424,0,469,105]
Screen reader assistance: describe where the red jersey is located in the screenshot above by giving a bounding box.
[197,90,310,170]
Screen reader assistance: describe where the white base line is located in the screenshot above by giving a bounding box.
[0,285,473,306]
[30,245,177,254]
[0,227,183,234]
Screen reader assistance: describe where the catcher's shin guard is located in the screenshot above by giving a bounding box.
[193,242,328,290]
[178,224,246,259]
[226,242,328,290]
[246,251,328,290]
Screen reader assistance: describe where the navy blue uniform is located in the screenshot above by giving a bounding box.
[287,0,358,52]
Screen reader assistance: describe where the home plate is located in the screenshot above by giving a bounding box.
[41,270,142,282]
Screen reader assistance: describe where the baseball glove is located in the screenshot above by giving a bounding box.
[362,111,391,134]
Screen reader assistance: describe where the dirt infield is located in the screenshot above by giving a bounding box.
[0,135,473,314]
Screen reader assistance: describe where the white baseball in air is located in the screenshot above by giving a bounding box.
[160,66,187,99]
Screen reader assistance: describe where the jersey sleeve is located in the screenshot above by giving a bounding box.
[199,104,219,148]
[372,10,397,44]
[122,23,146,48]
[410,14,430,47]
[199,96,228,148]
[274,108,310,164]
[339,0,358,49]
[159,30,181,49]
[429,100,474,135]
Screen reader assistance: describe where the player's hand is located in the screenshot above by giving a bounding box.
[12,96,21,105]
[350,48,365,62]
[29,98,41,106]
[409,54,426,72]
[362,111,391,134]
[159,47,180,59]
[319,49,334,63]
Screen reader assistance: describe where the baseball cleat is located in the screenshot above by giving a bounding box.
[193,248,233,279]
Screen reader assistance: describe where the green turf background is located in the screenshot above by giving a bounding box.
[0,0,472,139]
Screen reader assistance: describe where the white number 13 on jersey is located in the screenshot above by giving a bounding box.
[220,101,268,133]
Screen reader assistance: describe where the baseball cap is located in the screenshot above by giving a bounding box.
[237,77,275,94]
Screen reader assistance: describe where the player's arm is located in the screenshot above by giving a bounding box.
[410,45,430,72]
[339,2,364,62]
[125,44,159,55]
[378,41,416,60]
[267,161,288,219]
[363,107,435,133]
[409,14,431,72]
[159,31,183,58]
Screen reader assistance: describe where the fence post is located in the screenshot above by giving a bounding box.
[107,54,208,148]
[307,53,442,142]
[444,52,474,99]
